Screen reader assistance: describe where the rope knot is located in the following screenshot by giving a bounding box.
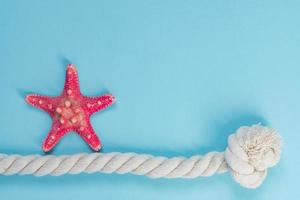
[225,124,282,188]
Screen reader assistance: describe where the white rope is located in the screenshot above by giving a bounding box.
[0,125,282,189]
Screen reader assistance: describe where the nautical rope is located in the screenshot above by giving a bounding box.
[0,125,282,189]
[0,152,227,178]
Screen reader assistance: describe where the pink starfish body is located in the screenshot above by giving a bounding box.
[26,64,115,152]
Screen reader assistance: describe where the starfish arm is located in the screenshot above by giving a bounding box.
[63,64,81,96]
[84,94,115,115]
[42,123,68,152]
[25,94,58,115]
[76,123,102,151]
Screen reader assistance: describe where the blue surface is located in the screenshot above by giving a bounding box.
[0,0,299,199]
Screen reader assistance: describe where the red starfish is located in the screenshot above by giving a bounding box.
[25,64,115,152]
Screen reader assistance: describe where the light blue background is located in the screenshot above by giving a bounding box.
[0,0,299,199]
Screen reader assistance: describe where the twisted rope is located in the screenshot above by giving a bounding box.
[0,151,227,178]
[0,125,282,189]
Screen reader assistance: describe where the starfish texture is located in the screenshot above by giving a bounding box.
[26,64,115,152]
